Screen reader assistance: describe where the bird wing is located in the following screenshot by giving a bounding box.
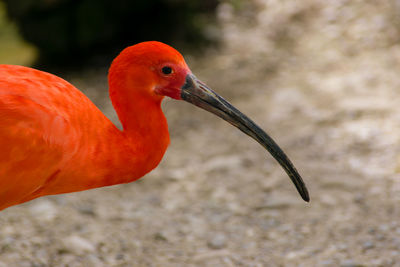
[0,94,71,209]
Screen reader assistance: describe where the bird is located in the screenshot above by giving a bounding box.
[0,41,309,211]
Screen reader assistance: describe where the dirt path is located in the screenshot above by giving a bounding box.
[0,1,399,266]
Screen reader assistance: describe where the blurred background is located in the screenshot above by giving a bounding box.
[0,0,219,68]
[0,0,400,266]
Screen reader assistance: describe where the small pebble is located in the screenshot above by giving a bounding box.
[379,224,389,232]
[362,241,374,251]
[257,195,300,210]
[320,259,335,266]
[337,243,348,251]
[62,235,96,255]
[154,232,168,242]
[340,259,365,267]
[77,204,96,217]
[29,200,58,222]
[207,233,227,249]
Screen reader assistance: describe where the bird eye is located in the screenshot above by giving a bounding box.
[161,66,173,75]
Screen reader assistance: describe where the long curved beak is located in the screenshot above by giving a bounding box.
[181,74,309,202]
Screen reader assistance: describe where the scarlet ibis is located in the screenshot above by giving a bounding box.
[0,41,309,211]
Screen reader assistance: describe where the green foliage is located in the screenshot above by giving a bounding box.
[3,0,218,67]
[0,1,36,65]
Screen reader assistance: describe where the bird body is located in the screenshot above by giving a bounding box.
[0,64,168,210]
[0,41,308,211]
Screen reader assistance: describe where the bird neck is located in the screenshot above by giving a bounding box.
[100,79,170,185]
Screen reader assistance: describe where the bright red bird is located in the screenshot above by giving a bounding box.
[0,41,309,210]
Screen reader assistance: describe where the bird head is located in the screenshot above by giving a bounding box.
[109,41,309,202]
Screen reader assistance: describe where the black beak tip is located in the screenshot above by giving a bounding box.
[303,192,310,202]
[291,174,310,202]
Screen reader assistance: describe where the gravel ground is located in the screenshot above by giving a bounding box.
[1,0,400,266]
